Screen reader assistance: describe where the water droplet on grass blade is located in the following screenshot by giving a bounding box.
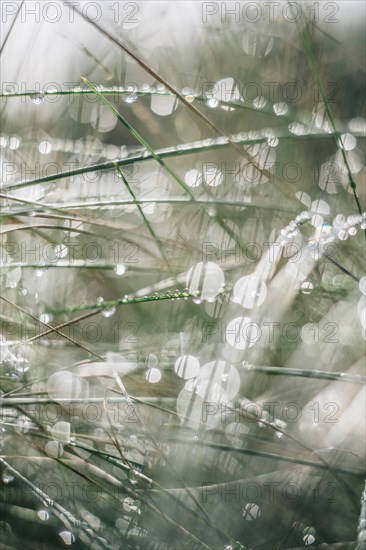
[301,282,313,294]
[226,316,258,350]
[37,509,51,521]
[145,368,161,383]
[59,531,75,546]
[174,355,200,379]
[45,440,63,458]
[32,92,45,105]
[243,503,261,520]
[146,354,159,368]
[1,469,15,484]
[185,169,202,188]
[115,263,126,275]
[14,357,29,374]
[102,306,116,318]
[186,262,225,302]
[51,421,71,443]
[233,275,267,309]
[128,469,140,485]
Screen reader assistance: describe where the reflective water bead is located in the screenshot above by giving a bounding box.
[58,531,75,546]
[128,469,140,485]
[55,244,68,259]
[51,421,71,443]
[232,275,267,309]
[207,98,219,108]
[301,282,313,294]
[14,356,30,374]
[45,440,64,458]
[359,276,366,295]
[174,355,200,379]
[37,508,51,521]
[145,368,161,383]
[186,262,225,302]
[102,306,116,318]
[32,91,45,105]
[115,263,126,275]
[1,469,15,484]
[243,502,261,520]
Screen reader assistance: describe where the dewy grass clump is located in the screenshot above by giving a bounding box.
[0,1,365,549]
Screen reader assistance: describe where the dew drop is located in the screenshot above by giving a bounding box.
[40,313,52,324]
[123,496,140,514]
[55,244,68,259]
[115,263,126,275]
[145,368,161,383]
[6,267,21,288]
[185,169,202,188]
[32,92,45,105]
[15,416,30,434]
[226,316,258,350]
[37,509,51,521]
[207,98,219,108]
[273,102,288,116]
[102,306,116,318]
[359,276,366,296]
[253,95,266,109]
[243,503,261,520]
[45,440,64,459]
[39,140,52,155]
[14,357,29,374]
[1,469,15,484]
[51,421,71,443]
[186,262,225,302]
[267,136,279,147]
[203,165,223,187]
[340,133,356,151]
[128,469,139,485]
[8,136,20,150]
[174,355,200,379]
[303,534,315,546]
[123,93,138,104]
[233,275,267,309]
[59,531,75,546]
[301,282,313,294]
[146,354,159,368]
